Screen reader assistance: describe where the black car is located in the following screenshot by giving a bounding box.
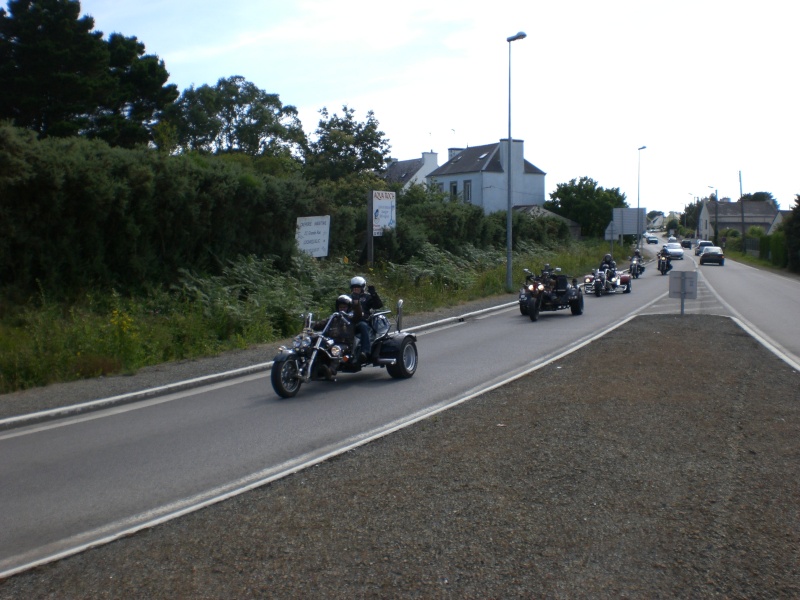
[680,239,692,248]
[699,246,725,266]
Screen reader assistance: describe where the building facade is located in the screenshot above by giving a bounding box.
[424,139,546,214]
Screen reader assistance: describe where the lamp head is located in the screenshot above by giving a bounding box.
[507,32,527,42]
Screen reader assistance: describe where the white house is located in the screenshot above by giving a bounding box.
[424,139,546,214]
[382,151,439,190]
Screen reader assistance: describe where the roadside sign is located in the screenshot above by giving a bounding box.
[295,215,330,257]
[668,270,697,299]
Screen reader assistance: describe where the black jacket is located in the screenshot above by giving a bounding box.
[351,289,383,324]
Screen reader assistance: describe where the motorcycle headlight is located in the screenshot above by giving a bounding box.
[537,283,544,291]
[329,344,343,357]
[584,277,591,283]
[527,284,535,292]
[292,334,311,350]
[611,277,617,283]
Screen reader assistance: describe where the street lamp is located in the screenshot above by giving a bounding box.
[505,31,526,292]
[708,185,718,245]
[636,146,646,249]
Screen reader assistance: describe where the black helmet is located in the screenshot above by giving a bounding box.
[336,294,352,311]
[604,254,612,263]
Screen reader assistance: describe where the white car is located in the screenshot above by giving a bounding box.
[663,242,684,259]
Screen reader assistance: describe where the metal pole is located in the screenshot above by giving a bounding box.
[739,170,746,254]
[505,31,526,292]
[637,146,646,249]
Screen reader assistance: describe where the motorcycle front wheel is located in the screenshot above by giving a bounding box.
[271,358,302,398]
[528,296,541,321]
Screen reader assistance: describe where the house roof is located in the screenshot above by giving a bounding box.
[427,143,545,178]
[383,157,424,186]
[705,200,778,219]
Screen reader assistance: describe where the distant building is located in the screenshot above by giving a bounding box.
[697,199,779,240]
[425,140,546,214]
[382,151,439,190]
[767,210,792,235]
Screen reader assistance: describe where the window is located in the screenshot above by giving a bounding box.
[450,181,458,200]
[463,180,472,202]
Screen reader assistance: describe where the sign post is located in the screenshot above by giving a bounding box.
[668,270,697,315]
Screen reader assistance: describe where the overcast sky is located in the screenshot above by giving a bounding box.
[73,0,798,215]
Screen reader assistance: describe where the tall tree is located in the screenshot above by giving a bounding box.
[0,0,177,146]
[304,105,391,182]
[784,195,800,273]
[544,176,627,238]
[165,76,305,160]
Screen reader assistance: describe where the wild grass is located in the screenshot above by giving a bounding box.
[0,240,612,394]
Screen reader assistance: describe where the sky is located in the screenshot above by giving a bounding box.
[68,0,798,216]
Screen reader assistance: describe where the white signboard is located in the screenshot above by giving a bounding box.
[295,215,330,257]
[372,191,396,237]
[668,270,698,299]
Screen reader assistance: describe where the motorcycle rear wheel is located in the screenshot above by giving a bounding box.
[387,337,418,379]
[271,359,302,398]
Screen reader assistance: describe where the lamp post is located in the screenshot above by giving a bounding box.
[636,146,646,249]
[708,185,718,245]
[505,31,526,292]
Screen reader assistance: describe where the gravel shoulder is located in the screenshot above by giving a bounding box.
[2,307,800,597]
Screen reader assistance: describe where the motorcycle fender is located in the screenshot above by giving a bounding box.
[273,349,297,362]
[619,274,631,284]
[380,333,417,355]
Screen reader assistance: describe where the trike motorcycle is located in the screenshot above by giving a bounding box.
[270,300,418,398]
[583,267,632,296]
[519,267,584,321]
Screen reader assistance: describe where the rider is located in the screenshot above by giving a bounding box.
[631,248,643,274]
[599,253,617,276]
[659,246,673,272]
[348,276,383,362]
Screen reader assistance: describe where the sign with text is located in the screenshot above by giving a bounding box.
[372,191,396,237]
[295,215,330,257]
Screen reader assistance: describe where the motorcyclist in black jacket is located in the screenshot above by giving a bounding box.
[348,276,383,362]
[658,247,673,272]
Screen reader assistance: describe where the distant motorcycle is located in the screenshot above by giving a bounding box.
[658,255,671,275]
[629,256,645,278]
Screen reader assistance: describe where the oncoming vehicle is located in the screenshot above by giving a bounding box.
[699,246,725,266]
[663,242,684,259]
[694,240,713,255]
[270,300,417,398]
[646,234,659,244]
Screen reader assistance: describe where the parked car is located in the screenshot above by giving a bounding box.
[645,234,659,244]
[699,246,725,266]
[663,242,684,259]
[694,240,713,255]
[680,239,692,248]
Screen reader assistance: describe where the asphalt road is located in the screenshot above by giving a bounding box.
[2,248,799,577]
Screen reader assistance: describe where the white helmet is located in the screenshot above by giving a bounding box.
[350,276,367,290]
